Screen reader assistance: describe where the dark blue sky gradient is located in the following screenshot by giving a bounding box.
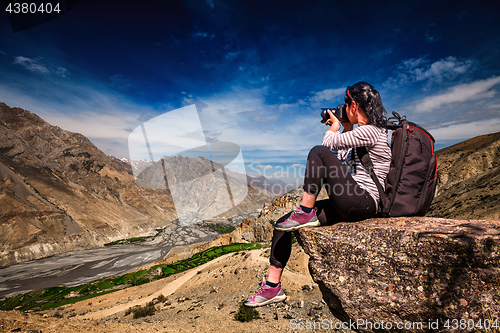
[1,0,499,180]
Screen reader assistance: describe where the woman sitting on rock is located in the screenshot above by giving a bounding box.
[244,81,392,307]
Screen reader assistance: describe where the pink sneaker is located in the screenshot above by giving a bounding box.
[274,206,319,231]
[243,282,287,307]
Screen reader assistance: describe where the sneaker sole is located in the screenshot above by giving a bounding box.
[243,294,288,308]
[274,220,320,231]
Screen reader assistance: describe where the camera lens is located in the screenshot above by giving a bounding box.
[320,109,330,123]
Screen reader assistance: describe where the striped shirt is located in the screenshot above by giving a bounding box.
[322,125,391,209]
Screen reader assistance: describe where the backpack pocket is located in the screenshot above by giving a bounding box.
[415,154,438,216]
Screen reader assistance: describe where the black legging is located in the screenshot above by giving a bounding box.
[270,145,377,268]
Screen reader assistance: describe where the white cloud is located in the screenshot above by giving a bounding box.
[428,118,500,142]
[309,88,345,104]
[0,69,330,165]
[55,67,68,77]
[0,77,162,158]
[181,94,195,106]
[13,56,68,77]
[13,56,69,77]
[256,164,272,169]
[291,163,304,167]
[13,56,49,74]
[192,31,207,39]
[389,56,475,85]
[278,103,297,111]
[413,76,500,112]
[194,87,325,161]
[277,87,345,115]
[414,56,473,81]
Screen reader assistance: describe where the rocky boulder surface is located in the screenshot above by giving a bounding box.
[296,217,500,333]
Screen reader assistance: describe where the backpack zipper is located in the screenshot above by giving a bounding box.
[409,126,438,178]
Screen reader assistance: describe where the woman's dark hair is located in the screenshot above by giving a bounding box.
[344,81,387,128]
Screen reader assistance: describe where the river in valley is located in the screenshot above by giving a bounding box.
[0,244,174,298]
[0,212,259,299]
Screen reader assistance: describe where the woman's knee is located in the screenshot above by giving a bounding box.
[308,145,330,159]
[308,145,341,165]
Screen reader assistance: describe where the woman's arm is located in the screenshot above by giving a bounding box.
[322,125,381,150]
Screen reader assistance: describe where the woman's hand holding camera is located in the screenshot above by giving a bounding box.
[326,109,353,133]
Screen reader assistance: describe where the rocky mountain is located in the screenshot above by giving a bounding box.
[115,155,290,196]
[0,103,274,267]
[427,131,500,220]
[107,155,134,174]
[246,174,289,196]
[126,154,275,224]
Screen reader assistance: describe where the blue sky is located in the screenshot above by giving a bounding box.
[1,0,500,183]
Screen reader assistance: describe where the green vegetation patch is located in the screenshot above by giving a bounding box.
[150,242,261,279]
[234,302,261,322]
[134,270,147,278]
[96,280,114,290]
[0,242,262,312]
[126,303,157,319]
[111,276,127,284]
[199,221,236,234]
[124,294,167,319]
[130,277,150,287]
[162,267,175,275]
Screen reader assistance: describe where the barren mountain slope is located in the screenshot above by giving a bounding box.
[0,103,274,267]
[0,103,181,267]
[427,132,500,220]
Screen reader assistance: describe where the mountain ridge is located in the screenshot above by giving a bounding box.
[112,155,290,196]
[427,131,500,220]
[0,103,274,267]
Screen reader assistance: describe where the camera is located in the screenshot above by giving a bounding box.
[321,104,349,124]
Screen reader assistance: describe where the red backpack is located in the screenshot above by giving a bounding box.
[357,112,438,217]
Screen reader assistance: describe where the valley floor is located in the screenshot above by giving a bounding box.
[0,245,353,333]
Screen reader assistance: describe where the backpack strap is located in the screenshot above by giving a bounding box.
[388,111,402,123]
[356,146,386,212]
[386,111,403,130]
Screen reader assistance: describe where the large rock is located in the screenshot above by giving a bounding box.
[296,217,500,333]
